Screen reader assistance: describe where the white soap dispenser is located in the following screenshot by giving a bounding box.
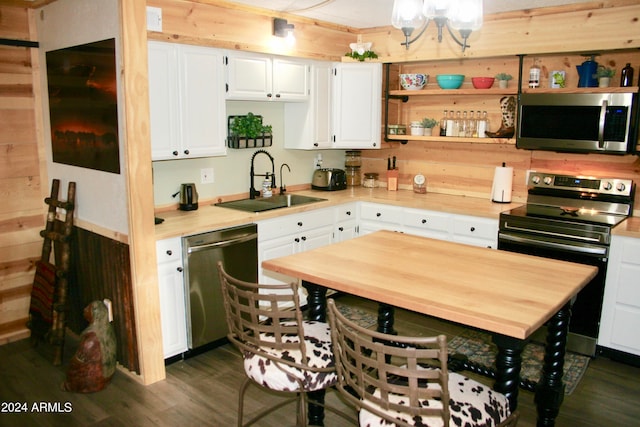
[262,172,272,198]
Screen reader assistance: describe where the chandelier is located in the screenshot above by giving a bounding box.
[391,0,483,51]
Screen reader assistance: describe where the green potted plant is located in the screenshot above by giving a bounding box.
[421,118,438,136]
[596,66,615,87]
[495,73,513,88]
[230,112,272,138]
[228,112,273,148]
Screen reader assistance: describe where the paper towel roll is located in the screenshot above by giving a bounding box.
[491,165,513,203]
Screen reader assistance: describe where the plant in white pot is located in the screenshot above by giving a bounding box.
[495,73,513,89]
[596,66,615,87]
[420,118,438,136]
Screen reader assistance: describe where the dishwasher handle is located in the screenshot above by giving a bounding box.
[187,232,258,253]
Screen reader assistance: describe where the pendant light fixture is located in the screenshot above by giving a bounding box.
[391,0,483,51]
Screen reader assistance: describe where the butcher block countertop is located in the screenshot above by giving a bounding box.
[155,187,522,240]
[613,216,640,238]
[263,230,599,339]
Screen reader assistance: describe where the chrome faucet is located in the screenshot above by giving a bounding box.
[250,149,276,199]
[279,163,291,194]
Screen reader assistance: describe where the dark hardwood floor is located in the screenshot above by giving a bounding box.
[1,295,639,427]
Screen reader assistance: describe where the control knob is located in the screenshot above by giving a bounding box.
[603,181,613,191]
[543,176,553,185]
[531,175,541,184]
[616,182,626,192]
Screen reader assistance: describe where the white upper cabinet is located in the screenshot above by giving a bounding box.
[332,63,382,149]
[225,51,309,102]
[148,41,227,160]
[285,61,382,150]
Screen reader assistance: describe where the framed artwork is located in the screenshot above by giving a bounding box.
[46,38,120,174]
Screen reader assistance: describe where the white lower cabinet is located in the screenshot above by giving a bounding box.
[258,208,335,306]
[156,238,188,359]
[359,202,403,235]
[599,235,640,356]
[334,203,358,242]
[402,207,450,240]
[450,214,498,248]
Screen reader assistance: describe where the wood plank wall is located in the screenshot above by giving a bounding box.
[68,227,139,373]
[0,6,45,344]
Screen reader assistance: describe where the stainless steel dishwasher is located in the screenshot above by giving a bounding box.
[182,223,258,349]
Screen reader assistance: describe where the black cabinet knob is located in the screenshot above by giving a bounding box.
[267,93,273,98]
[338,227,344,231]
[177,267,183,272]
[275,93,281,98]
[301,236,306,241]
[421,219,427,224]
[346,211,351,216]
[376,212,382,217]
[470,227,476,232]
[184,149,190,155]
[297,221,303,226]
[172,151,179,156]
[294,237,300,243]
[166,250,172,256]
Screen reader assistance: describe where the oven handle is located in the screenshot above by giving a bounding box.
[501,223,603,244]
[498,232,608,257]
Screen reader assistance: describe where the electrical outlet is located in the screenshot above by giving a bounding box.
[146,6,163,32]
[201,168,214,184]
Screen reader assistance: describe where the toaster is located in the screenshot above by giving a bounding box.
[311,168,347,191]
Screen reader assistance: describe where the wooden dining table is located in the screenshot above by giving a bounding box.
[262,230,598,427]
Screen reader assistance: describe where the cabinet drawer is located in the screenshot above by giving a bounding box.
[403,208,450,233]
[335,203,357,223]
[451,215,498,240]
[359,202,402,224]
[156,238,182,264]
[258,208,333,241]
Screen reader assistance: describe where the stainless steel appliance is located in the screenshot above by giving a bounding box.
[182,224,258,349]
[311,168,347,191]
[179,183,199,211]
[498,172,634,356]
[517,92,638,154]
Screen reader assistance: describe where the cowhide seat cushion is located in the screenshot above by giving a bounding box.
[243,320,337,393]
[359,372,512,427]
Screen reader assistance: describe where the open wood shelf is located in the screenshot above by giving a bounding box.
[386,134,515,145]
[390,87,518,97]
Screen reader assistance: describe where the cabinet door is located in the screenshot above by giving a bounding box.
[273,58,309,101]
[156,238,188,359]
[283,61,332,149]
[225,52,272,100]
[148,42,180,160]
[332,63,382,149]
[335,219,358,242]
[359,202,402,235]
[157,261,188,358]
[599,236,640,355]
[180,45,227,157]
[299,224,334,252]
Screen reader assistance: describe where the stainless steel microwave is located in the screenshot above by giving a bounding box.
[517,92,638,154]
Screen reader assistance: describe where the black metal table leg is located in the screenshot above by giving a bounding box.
[492,333,525,412]
[535,303,570,427]
[377,303,396,334]
[302,281,327,426]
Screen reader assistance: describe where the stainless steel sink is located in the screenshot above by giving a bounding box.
[214,194,327,213]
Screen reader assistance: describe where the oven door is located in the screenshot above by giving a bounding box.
[498,231,608,356]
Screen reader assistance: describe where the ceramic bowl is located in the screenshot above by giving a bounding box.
[472,77,495,89]
[400,73,428,90]
[436,74,465,89]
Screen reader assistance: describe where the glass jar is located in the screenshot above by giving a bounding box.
[345,150,362,167]
[363,172,379,188]
[345,166,361,186]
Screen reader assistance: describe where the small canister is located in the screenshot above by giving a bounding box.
[363,172,379,188]
[345,150,362,167]
[345,166,361,186]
